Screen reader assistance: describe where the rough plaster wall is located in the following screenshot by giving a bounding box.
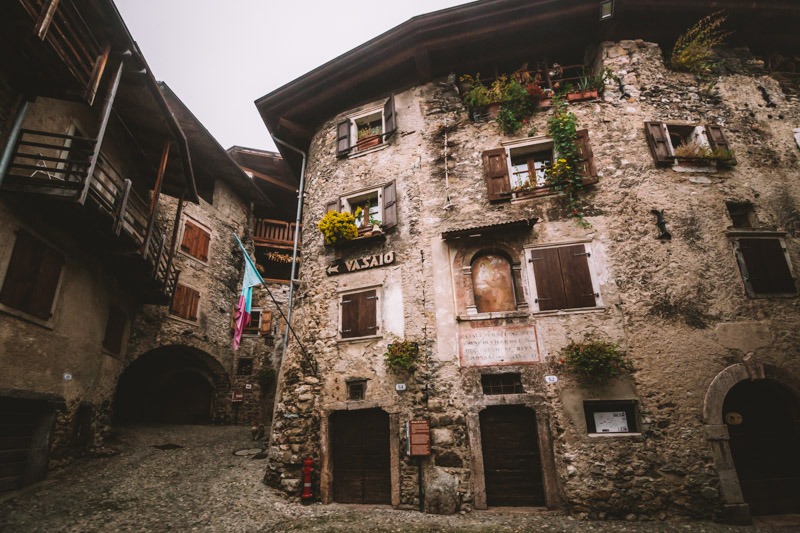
[266,40,800,519]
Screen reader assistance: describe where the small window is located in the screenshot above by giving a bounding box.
[102,305,126,354]
[243,309,262,336]
[734,237,796,297]
[336,96,396,158]
[644,122,734,166]
[326,181,397,233]
[510,146,552,190]
[340,289,379,339]
[584,400,638,434]
[527,243,600,312]
[180,219,211,262]
[481,373,523,395]
[170,284,200,321]
[237,358,254,376]
[726,202,755,229]
[472,254,516,313]
[347,379,367,400]
[0,230,64,320]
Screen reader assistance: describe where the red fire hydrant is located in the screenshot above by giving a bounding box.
[301,457,314,502]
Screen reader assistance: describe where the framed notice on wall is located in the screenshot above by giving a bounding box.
[406,420,431,456]
[593,411,629,433]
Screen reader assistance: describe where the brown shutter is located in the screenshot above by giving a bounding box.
[326,199,339,214]
[187,287,200,321]
[336,120,351,158]
[0,231,42,314]
[181,221,196,253]
[170,284,187,316]
[29,243,64,320]
[574,129,598,181]
[359,289,377,337]
[341,293,359,338]
[482,148,511,202]
[705,124,736,164]
[260,310,272,335]
[384,95,397,140]
[738,238,795,294]
[382,181,397,229]
[644,121,674,165]
[529,248,566,311]
[196,229,210,261]
[558,245,597,309]
[102,305,126,354]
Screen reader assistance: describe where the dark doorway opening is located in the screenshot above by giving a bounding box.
[724,379,800,516]
[0,397,52,493]
[115,346,226,424]
[331,408,391,504]
[480,405,545,507]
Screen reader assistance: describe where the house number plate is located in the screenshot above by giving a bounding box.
[545,375,558,383]
[326,251,395,276]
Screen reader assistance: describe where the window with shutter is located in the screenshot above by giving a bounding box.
[180,220,211,262]
[0,230,64,320]
[170,283,200,321]
[527,243,600,312]
[644,121,733,167]
[482,148,512,202]
[102,305,126,355]
[735,237,796,297]
[340,289,379,339]
[243,309,262,336]
[337,183,398,235]
[339,98,397,157]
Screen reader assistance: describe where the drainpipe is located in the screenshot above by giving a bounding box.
[0,98,31,187]
[270,135,306,358]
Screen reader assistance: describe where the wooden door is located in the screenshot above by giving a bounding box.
[0,398,40,492]
[331,409,391,504]
[724,380,800,515]
[480,405,545,506]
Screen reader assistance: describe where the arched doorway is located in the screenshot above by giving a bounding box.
[115,345,229,424]
[723,379,800,516]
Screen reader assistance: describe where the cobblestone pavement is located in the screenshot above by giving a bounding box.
[0,425,787,532]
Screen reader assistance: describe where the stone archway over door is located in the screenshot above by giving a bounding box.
[723,380,800,515]
[703,360,800,523]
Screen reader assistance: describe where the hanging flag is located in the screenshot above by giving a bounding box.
[233,234,264,350]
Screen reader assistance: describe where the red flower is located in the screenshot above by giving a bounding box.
[573,209,578,214]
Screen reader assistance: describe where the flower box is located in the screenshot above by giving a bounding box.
[356,134,381,151]
[566,89,598,102]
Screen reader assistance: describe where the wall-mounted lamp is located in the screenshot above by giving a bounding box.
[600,0,614,20]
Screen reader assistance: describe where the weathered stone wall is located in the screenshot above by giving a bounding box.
[266,40,800,520]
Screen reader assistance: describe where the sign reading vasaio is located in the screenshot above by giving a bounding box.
[326,251,395,276]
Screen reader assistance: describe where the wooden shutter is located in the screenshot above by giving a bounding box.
[359,289,377,337]
[705,124,737,164]
[170,284,199,320]
[384,95,397,140]
[575,129,598,181]
[341,293,359,338]
[482,148,511,202]
[196,229,210,261]
[261,310,274,335]
[170,284,187,317]
[0,231,64,320]
[326,199,339,214]
[529,247,566,311]
[181,221,197,253]
[382,181,397,229]
[187,288,200,320]
[738,238,795,294]
[103,305,126,354]
[558,245,597,308]
[644,121,674,165]
[336,120,351,158]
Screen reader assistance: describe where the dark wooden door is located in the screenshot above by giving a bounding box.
[480,405,545,507]
[331,409,391,504]
[0,398,40,492]
[724,380,800,515]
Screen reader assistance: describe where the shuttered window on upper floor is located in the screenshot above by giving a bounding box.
[527,243,599,312]
[340,289,378,339]
[0,230,64,320]
[734,237,796,297]
[170,283,200,321]
[180,220,210,262]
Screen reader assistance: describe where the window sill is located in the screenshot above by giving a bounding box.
[348,143,388,159]
[178,249,209,267]
[331,232,387,249]
[726,228,785,238]
[337,334,382,344]
[167,314,199,327]
[532,306,606,316]
[457,310,529,321]
[0,303,56,330]
[509,178,599,203]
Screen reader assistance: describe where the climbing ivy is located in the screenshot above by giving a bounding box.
[545,97,590,227]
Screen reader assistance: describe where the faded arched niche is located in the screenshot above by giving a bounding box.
[702,358,800,524]
[472,254,515,313]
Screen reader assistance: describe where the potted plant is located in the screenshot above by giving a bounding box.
[369,217,382,236]
[356,122,382,151]
[317,210,358,245]
[384,339,420,373]
[553,339,634,387]
[461,74,489,113]
[538,88,554,108]
[575,74,599,100]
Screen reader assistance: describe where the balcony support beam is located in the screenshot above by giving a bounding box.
[142,141,170,259]
[34,0,61,41]
[79,60,123,206]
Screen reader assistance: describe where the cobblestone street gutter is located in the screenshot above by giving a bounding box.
[0,425,778,532]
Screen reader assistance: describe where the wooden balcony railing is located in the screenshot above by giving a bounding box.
[1,130,178,300]
[254,218,301,248]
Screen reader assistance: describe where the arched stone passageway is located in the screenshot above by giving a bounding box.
[115,345,230,424]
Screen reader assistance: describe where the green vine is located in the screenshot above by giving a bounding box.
[555,339,633,387]
[383,340,419,372]
[545,97,590,227]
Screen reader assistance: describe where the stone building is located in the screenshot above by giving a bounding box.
[254,0,800,523]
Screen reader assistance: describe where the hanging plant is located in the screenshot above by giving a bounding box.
[265,251,301,264]
[317,210,358,244]
[384,340,420,372]
[545,97,590,228]
[554,339,634,387]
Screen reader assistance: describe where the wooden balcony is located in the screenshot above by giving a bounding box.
[1,129,178,303]
[254,218,301,249]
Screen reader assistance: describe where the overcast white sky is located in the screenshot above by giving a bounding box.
[115,0,472,153]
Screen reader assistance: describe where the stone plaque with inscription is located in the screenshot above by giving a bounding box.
[458,325,541,367]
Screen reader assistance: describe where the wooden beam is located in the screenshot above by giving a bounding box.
[84,44,110,106]
[34,0,61,41]
[113,179,132,236]
[164,189,185,288]
[278,117,314,140]
[240,165,298,193]
[149,142,170,214]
